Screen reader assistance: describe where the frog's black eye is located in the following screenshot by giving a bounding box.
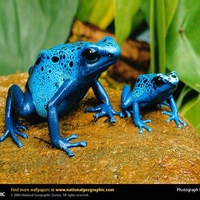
[81,48,101,62]
[171,74,176,78]
[35,56,41,65]
[152,76,165,86]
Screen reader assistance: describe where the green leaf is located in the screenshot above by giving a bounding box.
[114,0,142,45]
[142,0,178,73]
[76,0,114,30]
[149,0,155,73]
[166,0,200,93]
[164,0,178,33]
[0,0,79,75]
[180,93,200,133]
[176,85,193,110]
[155,0,166,73]
[140,0,150,24]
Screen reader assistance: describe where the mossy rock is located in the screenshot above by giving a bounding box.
[0,73,200,184]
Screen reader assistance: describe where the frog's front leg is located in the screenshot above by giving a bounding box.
[85,80,119,123]
[132,102,152,134]
[47,80,86,157]
[0,85,35,147]
[162,95,187,128]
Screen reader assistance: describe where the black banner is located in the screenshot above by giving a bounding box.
[0,184,200,199]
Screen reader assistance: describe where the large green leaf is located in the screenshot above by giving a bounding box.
[141,0,178,34]
[114,0,142,45]
[140,0,150,24]
[141,0,178,73]
[164,0,178,34]
[155,0,166,73]
[181,93,200,133]
[0,0,79,75]
[176,85,200,133]
[166,0,200,93]
[76,0,114,30]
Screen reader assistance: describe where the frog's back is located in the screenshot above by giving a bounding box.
[131,74,154,99]
[28,43,82,118]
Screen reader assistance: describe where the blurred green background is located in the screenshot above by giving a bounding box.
[0,0,199,132]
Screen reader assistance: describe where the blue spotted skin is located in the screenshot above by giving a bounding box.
[0,36,121,157]
[120,71,187,133]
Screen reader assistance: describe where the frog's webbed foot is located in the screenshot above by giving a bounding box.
[0,119,28,148]
[85,104,119,123]
[135,118,152,134]
[162,111,187,128]
[55,134,87,157]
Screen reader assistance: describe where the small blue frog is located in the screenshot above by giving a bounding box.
[120,71,187,133]
[0,36,121,157]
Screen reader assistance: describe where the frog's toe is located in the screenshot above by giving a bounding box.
[162,110,171,116]
[1,126,27,148]
[12,134,24,148]
[112,110,120,116]
[171,117,186,128]
[139,124,152,134]
[94,111,106,119]
[135,119,152,134]
[109,117,116,123]
[57,135,87,157]
[159,102,170,108]
[179,118,187,127]
[64,134,87,147]
[16,121,28,131]
[85,105,101,112]
[145,126,152,133]
[64,148,75,157]
[142,119,152,124]
[0,130,9,142]
[120,110,132,118]
[119,112,124,118]
[15,129,28,139]
[119,111,124,118]
[94,112,116,123]
[64,133,78,141]
[104,108,117,123]
[86,104,117,123]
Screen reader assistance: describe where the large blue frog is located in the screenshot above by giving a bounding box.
[120,71,187,133]
[0,36,121,157]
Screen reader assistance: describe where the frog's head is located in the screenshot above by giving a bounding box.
[77,36,121,78]
[151,71,179,96]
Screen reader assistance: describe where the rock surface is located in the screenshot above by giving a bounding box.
[0,73,200,184]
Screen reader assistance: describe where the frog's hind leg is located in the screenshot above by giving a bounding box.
[0,84,35,147]
[120,85,133,118]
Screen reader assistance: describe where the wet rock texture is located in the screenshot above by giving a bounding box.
[0,73,200,184]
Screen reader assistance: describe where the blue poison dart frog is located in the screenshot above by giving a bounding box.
[0,36,121,157]
[120,71,187,133]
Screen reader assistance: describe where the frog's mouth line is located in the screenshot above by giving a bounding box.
[86,59,118,76]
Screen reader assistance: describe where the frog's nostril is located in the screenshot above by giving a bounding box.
[108,53,114,58]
